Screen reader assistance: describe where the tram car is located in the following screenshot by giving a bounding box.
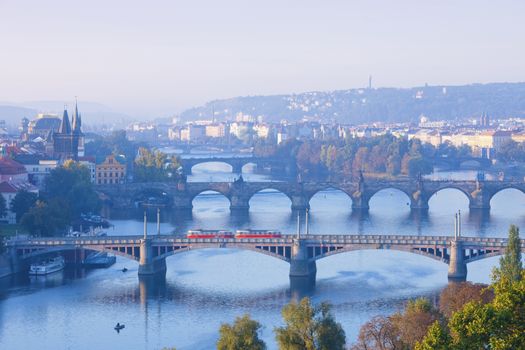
[234,229,282,239]
[186,230,234,239]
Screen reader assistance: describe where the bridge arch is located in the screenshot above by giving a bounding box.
[427,187,472,211]
[248,187,293,211]
[308,187,353,212]
[157,245,291,262]
[190,161,235,174]
[367,187,413,211]
[488,185,525,204]
[190,189,232,207]
[314,246,446,263]
[16,245,139,262]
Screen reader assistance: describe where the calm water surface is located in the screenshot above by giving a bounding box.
[1,162,524,349]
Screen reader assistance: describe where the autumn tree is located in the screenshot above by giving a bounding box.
[438,282,493,318]
[351,315,402,350]
[217,314,266,350]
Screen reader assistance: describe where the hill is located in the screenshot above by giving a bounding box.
[180,82,525,123]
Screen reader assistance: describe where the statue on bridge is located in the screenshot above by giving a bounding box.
[234,174,244,184]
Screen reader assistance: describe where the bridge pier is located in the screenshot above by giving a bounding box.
[351,195,369,211]
[230,195,250,212]
[409,190,429,211]
[138,238,167,276]
[291,194,310,211]
[173,195,193,211]
[448,240,467,281]
[289,239,316,280]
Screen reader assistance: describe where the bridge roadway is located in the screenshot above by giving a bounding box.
[179,156,294,175]
[97,178,525,214]
[7,234,525,283]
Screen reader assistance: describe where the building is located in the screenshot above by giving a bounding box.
[95,154,126,185]
[27,113,61,139]
[52,102,84,160]
[205,123,228,138]
[0,157,29,183]
[0,181,38,224]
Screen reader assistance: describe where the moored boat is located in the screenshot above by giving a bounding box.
[29,256,65,275]
[82,251,116,268]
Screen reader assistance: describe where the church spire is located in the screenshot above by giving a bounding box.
[72,98,81,133]
[59,108,72,134]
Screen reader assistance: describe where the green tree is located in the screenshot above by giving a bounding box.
[493,224,523,282]
[0,193,6,218]
[10,190,38,223]
[20,199,68,236]
[134,147,181,182]
[415,321,451,350]
[275,297,345,350]
[217,314,266,350]
[44,160,100,220]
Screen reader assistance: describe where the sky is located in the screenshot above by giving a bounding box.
[0,0,524,118]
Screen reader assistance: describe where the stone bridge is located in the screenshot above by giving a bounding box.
[96,178,525,214]
[6,234,524,283]
[179,156,295,175]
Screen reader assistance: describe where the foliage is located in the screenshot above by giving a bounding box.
[275,297,346,350]
[0,193,6,218]
[496,140,525,163]
[438,282,493,318]
[85,129,142,164]
[493,224,523,283]
[10,190,38,223]
[414,321,451,350]
[352,298,440,350]
[217,314,266,350]
[416,225,525,350]
[351,315,402,350]
[20,199,68,236]
[134,147,181,182]
[44,160,101,220]
[255,135,470,180]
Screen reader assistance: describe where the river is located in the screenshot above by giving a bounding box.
[1,161,524,349]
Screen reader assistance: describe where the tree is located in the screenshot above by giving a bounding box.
[217,314,266,350]
[415,321,451,350]
[134,147,181,182]
[390,298,441,349]
[493,224,523,282]
[275,297,345,350]
[20,199,68,236]
[10,190,38,223]
[44,160,100,220]
[438,282,493,318]
[0,194,6,218]
[351,315,402,350]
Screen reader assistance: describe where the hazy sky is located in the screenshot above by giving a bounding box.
[1,0,524,117]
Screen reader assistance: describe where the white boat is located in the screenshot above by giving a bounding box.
[29,257,65,275]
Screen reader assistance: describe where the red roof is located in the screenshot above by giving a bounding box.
[0,181,38,193]
[0,157,27,175]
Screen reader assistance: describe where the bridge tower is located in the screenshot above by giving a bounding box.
[138,211,166,276]
[447,211,467,281]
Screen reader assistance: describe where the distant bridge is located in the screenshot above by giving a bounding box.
[179,155,295,175]
[6,234,524,283]
[96,178,525,215]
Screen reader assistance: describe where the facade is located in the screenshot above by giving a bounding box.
[95,154,126,185]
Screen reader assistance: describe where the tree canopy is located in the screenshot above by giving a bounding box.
[217,314,266,350]
[275,297,346,350]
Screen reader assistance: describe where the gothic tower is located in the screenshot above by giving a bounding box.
[53,101,83,160]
